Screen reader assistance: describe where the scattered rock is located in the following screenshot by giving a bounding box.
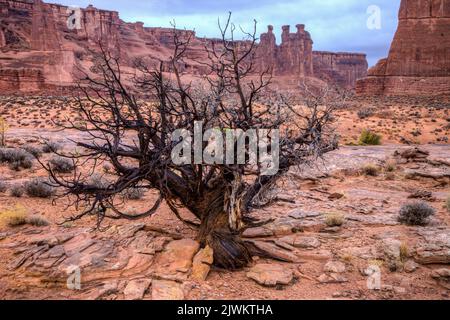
[317,273,348,284]
[151,280,185,300]
[379,238,401,262]
[123,279,151,300]
[267,218,303,236]
[324,261,346,274]
[242,227,273,238]
[395,147,429,162]
[431,269,450,289]
[246,264,294,287]
[328,193,344,200]
[156,239,200,274]
[288,209,321,220]
[190,246,214,281]
[249,240,300,263]
[415,228,450,264]
[86,281,119,300]
[408,190,434,200]
[280,235,321,250]
[404,260,419,273]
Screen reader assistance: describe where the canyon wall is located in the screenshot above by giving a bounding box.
[357,0,450,96]
[313,51,368,89]
[0,0,368,94]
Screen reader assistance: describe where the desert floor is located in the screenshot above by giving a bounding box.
[0,96,449,300]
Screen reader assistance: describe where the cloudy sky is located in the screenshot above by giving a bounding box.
[56,0,401,66]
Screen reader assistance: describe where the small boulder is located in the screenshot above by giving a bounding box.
[324,261,346,274]
[156,239,200,274]
[151,280,185,300]
[404,260,419,273]
[246,264,294,287]
[123,279,151,300]
[317,273,348,284]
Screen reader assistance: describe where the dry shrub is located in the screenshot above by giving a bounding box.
[0,205,28,227]
[398,202,435,226]
[325,213,345,227]
[10,184,24,198]
[49,156,74,173]
[26,215,50,227]
[362,164,380,176]
[25,179,54,198]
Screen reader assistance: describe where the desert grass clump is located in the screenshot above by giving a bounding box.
[49,156,74,173]
[362,164,380,177]
[358,129,382,146]
[325,213,345,227]
[357,107,374,119]
[24,179,54,198]
[400,242,409,262]
[0,205,28,227]
[26,215,50,227]
[398,202,435,226]
[384,160,397,173]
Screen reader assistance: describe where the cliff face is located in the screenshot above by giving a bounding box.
[313,51,368,89]
[0,0,368,94]
[357,0,450,96]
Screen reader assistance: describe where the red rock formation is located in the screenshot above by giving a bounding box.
[0,68,44,92]
[357,0,450,96]
[0,0,368,94]
[313,51,368,89]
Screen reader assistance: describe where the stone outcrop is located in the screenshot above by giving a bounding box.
[256,25,367,88]
[357,0,450,96]
[313,51,368,89]
[0,0,368,94]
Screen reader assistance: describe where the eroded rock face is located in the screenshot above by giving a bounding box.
[357,0,450,97]
[313,51,368,89]
[0,0,367,93]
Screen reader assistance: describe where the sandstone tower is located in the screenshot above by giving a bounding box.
[357,0,450,96]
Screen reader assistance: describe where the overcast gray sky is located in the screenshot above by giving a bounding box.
[55,0,401,66]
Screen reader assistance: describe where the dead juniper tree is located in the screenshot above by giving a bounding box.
[44,14,341,269]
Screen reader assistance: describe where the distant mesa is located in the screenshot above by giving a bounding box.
[357,0,450,97]
[0,0,368,94]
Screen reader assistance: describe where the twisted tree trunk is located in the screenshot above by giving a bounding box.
[191,179,253,270]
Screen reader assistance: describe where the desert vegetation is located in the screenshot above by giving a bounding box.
[42,18,341,270]
[398,202,436,226]
[0,2,449,302]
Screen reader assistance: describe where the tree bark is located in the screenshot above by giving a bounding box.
[192,184,253,270]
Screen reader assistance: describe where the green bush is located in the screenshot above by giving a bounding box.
[359,129,382,146]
